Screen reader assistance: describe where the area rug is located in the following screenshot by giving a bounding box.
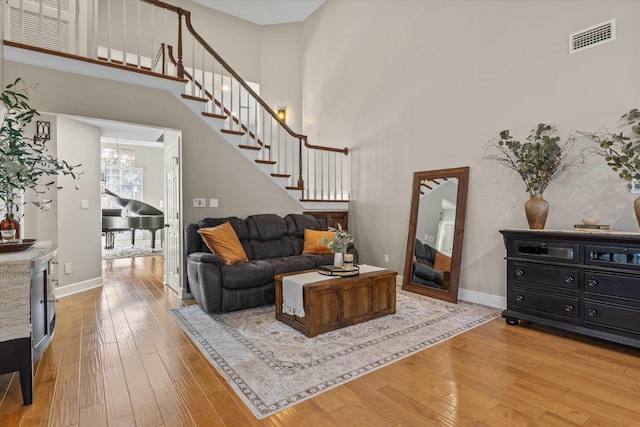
[172,287,501,419]
[101,245,163,260]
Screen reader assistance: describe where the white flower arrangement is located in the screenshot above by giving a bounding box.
[322,223,353,254]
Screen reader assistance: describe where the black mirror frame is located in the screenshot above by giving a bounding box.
[402,166,469,303]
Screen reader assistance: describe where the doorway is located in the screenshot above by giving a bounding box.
[70,116,183,294]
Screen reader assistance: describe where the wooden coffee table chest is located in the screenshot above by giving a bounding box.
[275,268,397,338]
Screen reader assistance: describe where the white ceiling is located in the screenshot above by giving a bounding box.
[190,0,326,25]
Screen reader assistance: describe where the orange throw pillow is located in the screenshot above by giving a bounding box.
[197,222,248,265]
[433,250,452,272]
[302,229,335,254]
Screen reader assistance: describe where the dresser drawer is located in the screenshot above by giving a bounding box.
[584,271,640,301]
[585,245,640,270]
[512,262,579,290]
[511,288,579,319]
[513,240,578,263]
[583,300,640,334]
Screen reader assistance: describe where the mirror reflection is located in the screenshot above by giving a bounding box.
[403,167,469,303]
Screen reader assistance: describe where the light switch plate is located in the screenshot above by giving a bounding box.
[209,198,219,207]
[193,198,206,207]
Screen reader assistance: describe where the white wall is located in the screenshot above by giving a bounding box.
[300,0,640,298]
[56,116,102,288]
[260,23,303,132]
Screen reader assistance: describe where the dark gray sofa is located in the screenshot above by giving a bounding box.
[184,213,358,313]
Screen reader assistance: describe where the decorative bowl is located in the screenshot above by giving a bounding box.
[581,218,600,225]
[0,239,37,253]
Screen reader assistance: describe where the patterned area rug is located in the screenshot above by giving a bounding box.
[102,245,163,260]
[173,287,501,419]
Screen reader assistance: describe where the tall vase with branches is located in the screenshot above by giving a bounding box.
[578,108,640,226]
[484,123,583,229]
[0,78,81,240]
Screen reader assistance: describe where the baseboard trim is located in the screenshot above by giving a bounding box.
[55,277,103,298]
[397,275,505,309]
[458,288,506,309]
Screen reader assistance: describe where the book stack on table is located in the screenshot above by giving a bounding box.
[574,224,611,231]
[318,265,360,276]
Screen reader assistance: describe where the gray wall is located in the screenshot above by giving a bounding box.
[56,116,103,287]
[300,0,640,300]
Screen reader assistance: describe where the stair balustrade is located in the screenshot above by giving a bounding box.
[3,0,350,202]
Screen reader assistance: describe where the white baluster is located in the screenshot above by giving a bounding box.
[136,0,141,68]
[122,0,127,66]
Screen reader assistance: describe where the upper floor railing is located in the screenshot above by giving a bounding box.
[3,0,350,201]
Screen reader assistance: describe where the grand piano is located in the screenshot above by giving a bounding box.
[101,189,165,250]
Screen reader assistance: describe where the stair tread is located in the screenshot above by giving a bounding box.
[221,129,245,136]
[286,186,304,190]
[239,145,261,151]
[181,94,208,103]
[202,112,227,120]
[256,160,277,165]
[271,173,291,178]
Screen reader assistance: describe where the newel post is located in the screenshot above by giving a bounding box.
[176,8,185,78]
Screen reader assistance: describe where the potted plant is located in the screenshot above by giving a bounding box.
[484,123,582,229]
[322,223,353,267]
[0,78,80,240]
[578,108,640,226]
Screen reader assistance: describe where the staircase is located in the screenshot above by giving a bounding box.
[3,0,350,211]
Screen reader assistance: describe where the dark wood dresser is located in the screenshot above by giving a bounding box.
[500,229,640,349]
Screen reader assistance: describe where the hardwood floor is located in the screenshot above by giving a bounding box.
[2,255,640,426]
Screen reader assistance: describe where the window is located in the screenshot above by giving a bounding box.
[101,166,143,209]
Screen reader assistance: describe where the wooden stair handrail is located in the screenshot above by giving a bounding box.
[165,45,268,149]
[142,0,348,156]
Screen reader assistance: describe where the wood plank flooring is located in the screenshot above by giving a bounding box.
[2,255,640,426]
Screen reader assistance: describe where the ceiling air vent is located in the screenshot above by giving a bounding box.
[569,19,615,54]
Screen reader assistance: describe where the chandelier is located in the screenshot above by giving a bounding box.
[101,142,135,169]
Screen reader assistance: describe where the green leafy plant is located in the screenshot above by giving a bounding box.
[483,123,583,195]
[322,223,353,254]
[0,78,81,219]
[579,108,640,189]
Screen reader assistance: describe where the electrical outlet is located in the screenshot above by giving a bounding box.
[81,200,89,209]
[193,198,206,207]
[209,198,219,207]
[384,254,389,263]
[428,235,434,243]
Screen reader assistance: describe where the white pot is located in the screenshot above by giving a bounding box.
[333,252,344,267]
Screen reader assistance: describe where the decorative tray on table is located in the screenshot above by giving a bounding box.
[0,239,37,253]
[318,265,360,277]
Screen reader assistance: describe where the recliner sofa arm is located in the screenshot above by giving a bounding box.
[188,251,224,268]
[186,254,224,313]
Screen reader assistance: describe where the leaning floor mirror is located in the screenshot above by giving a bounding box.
[402,167,469,303]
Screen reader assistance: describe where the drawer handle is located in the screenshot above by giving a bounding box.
[565,304,575,312]
[516,269,524,277]
[564,276,574,284]
[623,248,628,253]
[588,308,597,317]
[516,295,524,302]
[587,279,598,287]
